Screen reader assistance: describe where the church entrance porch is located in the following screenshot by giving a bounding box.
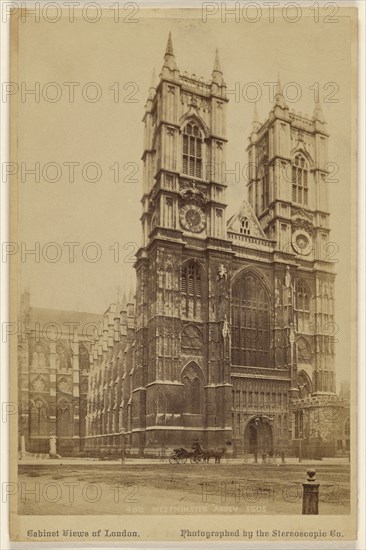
[243,416,273,456]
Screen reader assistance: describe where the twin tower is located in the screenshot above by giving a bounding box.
[88,34,337,457]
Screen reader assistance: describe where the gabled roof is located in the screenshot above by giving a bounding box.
[227,200,266,239]
[28,307,102,327]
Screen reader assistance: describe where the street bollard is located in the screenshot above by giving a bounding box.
[254,452,258,464]
[281,451,285,464]
[262,452,267,464]
[302,469,319,515]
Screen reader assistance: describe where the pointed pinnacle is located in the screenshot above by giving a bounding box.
[148,67,156,100]
[161,32,178,73]
[165,32,174,57]
[276,73,283,96]
[213,48,222,73]
[313,100,326,123]
[128,286,134,304]
[150,67,156,89]
[274,73,288,109]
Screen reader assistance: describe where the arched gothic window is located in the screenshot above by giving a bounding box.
[56,342,72,371]
[56,399,72,438]
[296,280,310,312]
[31,344,47,370]
[182,363,203,414]
[182,122,203,178]
[181,261,202,318]
[231,274,270,367]
[295,280,311,332]
[30,399,49,437]
[292,154,308,205]
[79,343,90,371]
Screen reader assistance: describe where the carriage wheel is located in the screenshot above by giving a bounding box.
[169,453,178,464]
[177,456,187,464]
[190,456,201,464]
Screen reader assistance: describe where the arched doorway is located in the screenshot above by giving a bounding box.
[244,417,273,454]
[248,423,258,454]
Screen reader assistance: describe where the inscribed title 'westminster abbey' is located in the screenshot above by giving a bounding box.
[18,35,350,459]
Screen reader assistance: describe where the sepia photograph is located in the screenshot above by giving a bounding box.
[3,2,360,545]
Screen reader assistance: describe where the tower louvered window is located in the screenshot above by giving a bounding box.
[240,217,251,235]
[182,123,203,178]
[181,261,202,318]
[261,169,269,209]
[292,154,308,206]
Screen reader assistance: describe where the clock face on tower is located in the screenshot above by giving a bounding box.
[180,204,206,233]
[292,229,312,255]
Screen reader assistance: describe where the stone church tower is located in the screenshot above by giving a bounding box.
[247,83,336,397]
[246,84,338,456]
[132,34,233,453]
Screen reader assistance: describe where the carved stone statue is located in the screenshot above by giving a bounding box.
[217,264,228,281]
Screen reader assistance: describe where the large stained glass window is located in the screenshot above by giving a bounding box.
[231,274,270,367]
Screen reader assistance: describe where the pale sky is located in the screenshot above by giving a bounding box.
[13,9,356,388]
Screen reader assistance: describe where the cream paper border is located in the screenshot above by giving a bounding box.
[7,3,359,545]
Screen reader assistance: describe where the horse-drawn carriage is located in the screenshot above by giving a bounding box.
[168,447,203,464]
[169,442,226,464]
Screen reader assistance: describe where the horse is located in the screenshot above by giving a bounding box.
[203,447,226,464]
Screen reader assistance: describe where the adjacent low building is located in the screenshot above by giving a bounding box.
[17,290,101,456]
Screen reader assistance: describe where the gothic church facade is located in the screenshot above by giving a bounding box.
[85,35,346,458]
